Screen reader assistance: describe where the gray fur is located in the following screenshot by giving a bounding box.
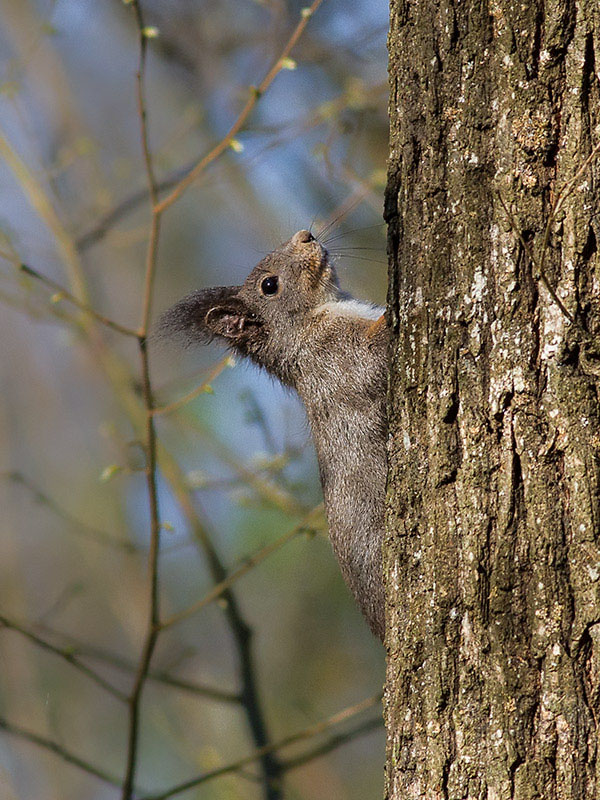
[160,230,388,639]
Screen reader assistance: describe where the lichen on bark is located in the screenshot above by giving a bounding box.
[384,1,600,798]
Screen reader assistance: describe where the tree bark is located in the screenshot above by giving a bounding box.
[384,1,600,798]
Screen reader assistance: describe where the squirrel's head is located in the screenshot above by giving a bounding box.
[159,230,341,370]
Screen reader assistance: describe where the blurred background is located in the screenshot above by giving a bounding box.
[0,0,389,798]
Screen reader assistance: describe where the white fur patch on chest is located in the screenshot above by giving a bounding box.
[316,299,384,321]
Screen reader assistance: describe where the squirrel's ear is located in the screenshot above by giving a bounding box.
[204,304,256,339]
[157,286,256,346]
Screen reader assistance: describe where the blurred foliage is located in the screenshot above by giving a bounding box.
[0,0,389,798]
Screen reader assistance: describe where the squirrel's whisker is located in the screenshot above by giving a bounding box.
[331,253,387,265]
[315,194,365,241]
[328,246,384,251]
[321,223,386,245]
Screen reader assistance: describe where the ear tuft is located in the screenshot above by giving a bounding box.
[156,286,256,347]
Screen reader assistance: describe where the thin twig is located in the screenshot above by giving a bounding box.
[76,78,382,254]
[138,695,382,800]
[0,615,127,702]
[120,339,162,800]
[0,129,89,302]
[1,470,137,553]
[121,4,164,799]
[497,140,600,331]
[496,192,575,324]
[139,209,161,337]
[179,415,303,515]
[161,505,324,629]
[11,262,139,337]
[154,0,324,215]
[0,716,122,788]
[76,164,189,252]
[157,452,285,800]
[551,140,600,219]
[535,141,600,324]
[133,3,159,208]
[279,716,382,772]
[133,0,162,335]
[35,623,240,704]
[152,356,231,416]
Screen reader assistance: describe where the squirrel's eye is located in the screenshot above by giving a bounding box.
[260,276,279,296]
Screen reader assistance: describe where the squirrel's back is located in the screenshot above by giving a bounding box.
[295,300,388,638]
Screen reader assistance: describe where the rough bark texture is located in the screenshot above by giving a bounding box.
[384,1,600,798]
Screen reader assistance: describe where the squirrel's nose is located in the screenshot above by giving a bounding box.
[292,229,315,245]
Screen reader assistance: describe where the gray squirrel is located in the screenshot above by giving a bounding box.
[161,230,388,639]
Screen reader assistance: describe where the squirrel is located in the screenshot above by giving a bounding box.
[160,229,388,640]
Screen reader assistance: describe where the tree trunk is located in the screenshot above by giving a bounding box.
[384,1,600,798]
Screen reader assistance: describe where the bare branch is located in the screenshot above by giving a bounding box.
[152,356,232,416]
[35,624,240,704]
[75,79,384,254]
[138,694,382,800]
[1,470,137,553]
[0,716,122,789]
[497,140,600,334]
[121,4,164,799]
[280,716,382,772]
[496,191,575,324]
[551,139,600,219]
[8,262,139,337]
[160,505,325,629]
[178,416,304,515]
[132,1,159,208]
[0,615,127,702]
[154,0,325,215]
[75,163,189,252]
[157,453,285,800]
